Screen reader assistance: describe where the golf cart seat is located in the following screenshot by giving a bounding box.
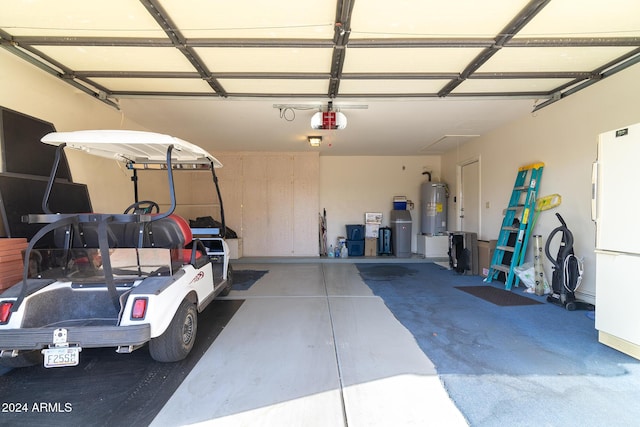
[127,214,208,267]
[52,214,189,249]
[51,214,206,266]
[52,218,121,249]
[126,214,191,249]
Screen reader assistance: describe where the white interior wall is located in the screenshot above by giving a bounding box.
[320,155,441,253]
[441,64,640,304]
[0,49,146,213]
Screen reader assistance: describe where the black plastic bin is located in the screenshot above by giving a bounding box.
[378,227,392,255]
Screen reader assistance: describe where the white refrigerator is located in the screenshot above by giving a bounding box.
[592,122,640,359]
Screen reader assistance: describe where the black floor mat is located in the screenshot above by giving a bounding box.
[233,269,268,290]
[356,264,418,281]
[0,299,243,427]
[456,286,542,306]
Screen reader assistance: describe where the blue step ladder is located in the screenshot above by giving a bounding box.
[485,162,544,290]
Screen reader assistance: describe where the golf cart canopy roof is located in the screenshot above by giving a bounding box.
[41,130,222,169]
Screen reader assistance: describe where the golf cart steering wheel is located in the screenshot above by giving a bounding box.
[124,200,160,214]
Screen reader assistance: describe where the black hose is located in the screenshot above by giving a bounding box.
[544,213,574,270]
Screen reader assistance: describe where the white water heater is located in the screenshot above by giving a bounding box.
[420,181,448,235]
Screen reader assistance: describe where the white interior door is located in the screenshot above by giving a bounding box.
[460,160,480,234]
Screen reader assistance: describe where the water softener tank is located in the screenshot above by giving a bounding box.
[420,181,448,235]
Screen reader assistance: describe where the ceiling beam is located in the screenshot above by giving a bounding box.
[348,38,494,48]
[10,36,174,47]
[329,0,356,98]
[506,37,640,47]
[438,0,552,97]
[138,0,227,97]
[74,71,202,79]
[11,35,639,49]
[533,48,640,111]
[72,70,589,82]
[469,71,591,79]
[110,90,551,100]
[342,71,591,80]
[0,30,120,110]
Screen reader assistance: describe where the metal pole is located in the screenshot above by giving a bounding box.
[533,235,545,296]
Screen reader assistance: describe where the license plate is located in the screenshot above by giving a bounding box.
[42,347,81,368]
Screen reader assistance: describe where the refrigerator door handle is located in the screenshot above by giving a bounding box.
[591,161,598,222]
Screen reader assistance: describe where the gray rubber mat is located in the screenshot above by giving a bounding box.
[455,285,542,306]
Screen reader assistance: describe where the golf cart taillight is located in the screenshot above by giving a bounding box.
[0,302,13,323]
[131,298,147,319]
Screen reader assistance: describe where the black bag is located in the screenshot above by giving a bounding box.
[189,216,238,239]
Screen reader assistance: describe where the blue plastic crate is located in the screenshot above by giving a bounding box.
[346,239,365,256]
[345,224,365,241]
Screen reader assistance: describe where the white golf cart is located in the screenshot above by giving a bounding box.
[0,130,232,368]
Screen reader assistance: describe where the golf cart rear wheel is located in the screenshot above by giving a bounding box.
[149,299,198,363]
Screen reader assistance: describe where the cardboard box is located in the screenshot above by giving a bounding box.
[365,212,382,224]
[226,238,242,260]
[365,238,377,257]
[478,239,497,277]
[365,223,380,238]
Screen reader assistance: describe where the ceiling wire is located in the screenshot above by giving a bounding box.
[278,104,328,122]
[279,107,296,122]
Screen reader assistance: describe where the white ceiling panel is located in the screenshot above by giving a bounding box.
[454,78,574,94]
[33,46,195,72]
[517,0,640,38]
[478,46,638,73]
[349,0,530,38]
[217,79,328,94]
[159,0,335,39]
[343,48,483,73]
[1,0,163,37]
[2,0,639,155]
[339,79,449,95]
[91,78,212,93]
[196,47,334,73]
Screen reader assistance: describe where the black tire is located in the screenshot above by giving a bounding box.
[220,264,233,296]
[0,350,42,368]
[149,299,198,363]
